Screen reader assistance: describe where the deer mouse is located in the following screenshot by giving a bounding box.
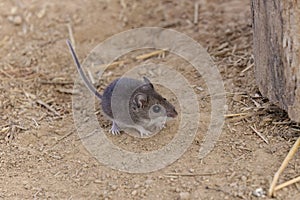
[66,40,178,136]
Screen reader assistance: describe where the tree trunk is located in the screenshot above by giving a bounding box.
[251,0,300,122]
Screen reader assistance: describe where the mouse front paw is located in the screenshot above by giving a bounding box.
[136,126,152,137]
[109,121,121,135]
[157,123,166,130]
[139,130,152,137]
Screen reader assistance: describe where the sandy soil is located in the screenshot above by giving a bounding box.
[0,0,299,199]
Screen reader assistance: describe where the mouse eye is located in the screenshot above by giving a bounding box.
[163,98,166,101]
[152,105,161,113]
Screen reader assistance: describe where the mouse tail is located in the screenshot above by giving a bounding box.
[66,39,103,100]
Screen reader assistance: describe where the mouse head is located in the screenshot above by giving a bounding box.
[131,77,178,120]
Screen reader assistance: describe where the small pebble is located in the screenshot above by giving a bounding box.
[10,7,18,14]
[111,185,118,191]
[131,190,138,196]
[8,15,22,25]
[252,187,266,197]
[241,175,247,181]
[145,179,153,185]
[23,181,30,190]
[37,7,46,18]
[94,179,102,184]
[170,178,176,182]
[141,189,146,195]
[196,86,204,91]
[83,163,88,168]
[134,184,140,189]
[254,93,261,98]
[179,192,190,200]
[84,117,89,122]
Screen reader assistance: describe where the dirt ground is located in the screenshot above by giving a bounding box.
[0,0,299,199]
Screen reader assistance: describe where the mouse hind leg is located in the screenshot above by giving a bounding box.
[109,121,121,135]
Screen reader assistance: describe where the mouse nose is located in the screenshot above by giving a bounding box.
[173,108,178,116]
[167,108,178,118]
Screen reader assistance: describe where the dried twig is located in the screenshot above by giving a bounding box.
[98,61,125,70]
[216,42,229,51]
[0,69,14,78]
[76,129,97,141]
[93,48,168,70]
[0,126,10,134]
[165,172,219,177]
[14,125,27,130]
[205,186,233,197]
[161,20,181,28]
[0,35,9,48]
[120,0,126,9]
[250,125,269,144]
[224,113,248,118]
[47,130,75,151]
[56,88,79,94]
[250,98,261,108]
[57,131,74,142]
[212,48,232,57]
[39,79,73,85]
[241,63,254,74]
[31,118,39,127]
[24,91,60,117]
[36,99,60,116]
[136,49,167,60]
[193,2,199,24]
[272,121,291,125]
[275,176,300,191]
[269,137,300,197]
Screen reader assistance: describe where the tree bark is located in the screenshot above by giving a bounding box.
[251,0,300,122]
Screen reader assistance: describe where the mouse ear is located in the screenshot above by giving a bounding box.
[134,93,148,108]
[143,77,154,89]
